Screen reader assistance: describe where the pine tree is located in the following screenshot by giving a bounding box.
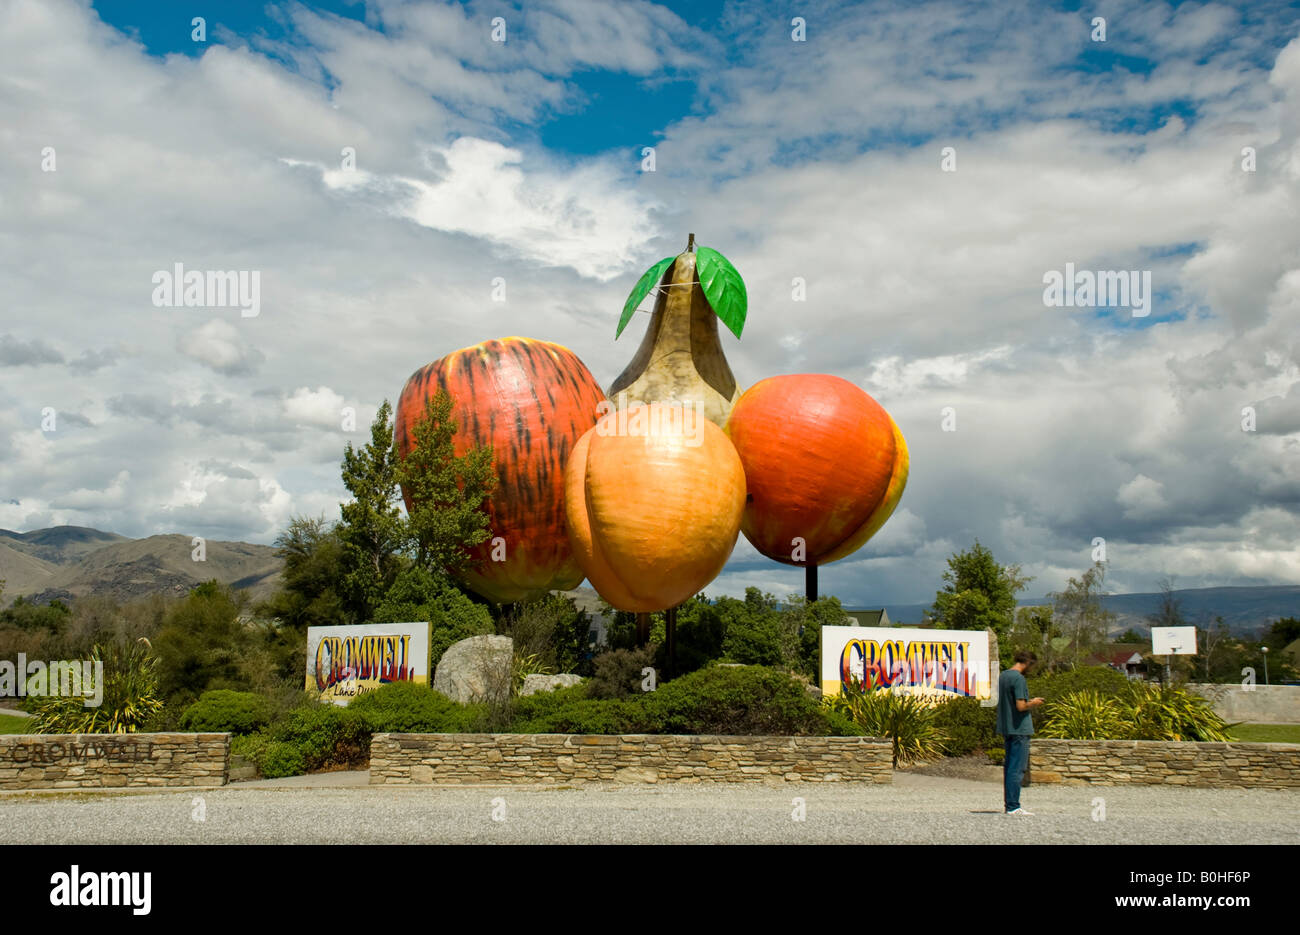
[338,400,406,622]
[394,389,496,579]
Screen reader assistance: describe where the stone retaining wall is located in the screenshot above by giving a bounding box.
[1027,739,1300,788]
[0,733,229,790]
[370,733,893,784]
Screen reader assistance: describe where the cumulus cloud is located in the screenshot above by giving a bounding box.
[283,386,348,428]
[0,334,63,367]
[0,0,1297,604]
[177,319,265,375]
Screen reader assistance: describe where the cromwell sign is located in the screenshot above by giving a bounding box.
[306,623,432,705]
[821,625,995,705]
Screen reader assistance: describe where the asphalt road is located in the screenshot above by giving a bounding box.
[1,771,1295,844]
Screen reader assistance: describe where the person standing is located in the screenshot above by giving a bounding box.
[997,651,1045,815]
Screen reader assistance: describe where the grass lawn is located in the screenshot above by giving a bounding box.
[0,712,33,735]
[1227,723,1300,743]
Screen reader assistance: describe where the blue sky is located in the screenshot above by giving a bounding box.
[3,0,1300,609]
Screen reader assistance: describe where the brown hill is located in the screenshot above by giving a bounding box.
[0,525,128,565]
[5,531,282,607]
[0,540,59,597]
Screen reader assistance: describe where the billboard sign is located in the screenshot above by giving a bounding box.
[305,622,432,706]
[821,625,994,704]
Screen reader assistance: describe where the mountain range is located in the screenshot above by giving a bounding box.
[0,526,1295,636]
[0,526,282,607]
[879,587,1299,637]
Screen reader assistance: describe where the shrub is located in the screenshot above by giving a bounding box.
[347,681,484,733]
[587,645,658,700]
[823,684,949,767]
[1037,682,1233,741]
[271,703,371,771]
[820,706,867,737]
[930,696,998,756]
[1038,690,1128,740]
[230,731,270,765]
[259,741,307,779]
[512,652,553,695]
[28,640,164,734]
[509,685,642,734]
[1027,666,1129,706]
[1121,681,1232,741]
[643,665,828,735]
[179,690,270,735]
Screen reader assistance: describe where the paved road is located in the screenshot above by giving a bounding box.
[1,772,1295,844]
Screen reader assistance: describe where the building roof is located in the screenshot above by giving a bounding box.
[842,609,891,628]
[1086,643,1148,667]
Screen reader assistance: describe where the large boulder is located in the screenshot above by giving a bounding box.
[433,635,513,705]
[519,674,585,697]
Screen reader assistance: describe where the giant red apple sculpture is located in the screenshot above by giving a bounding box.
[724,374,908,566]
[394,337,606,604]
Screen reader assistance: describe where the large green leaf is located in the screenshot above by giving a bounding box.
[616,256,675,338]
[695,246,747,339]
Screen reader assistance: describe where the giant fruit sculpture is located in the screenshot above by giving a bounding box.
[724,374,909,567]
[394,337,606,604]
[608,234,746,427]
[564,404,746,612]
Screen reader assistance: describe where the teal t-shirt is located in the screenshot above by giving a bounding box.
[997,668,1033,736]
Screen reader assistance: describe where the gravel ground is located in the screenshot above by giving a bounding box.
[0,771,1295,844]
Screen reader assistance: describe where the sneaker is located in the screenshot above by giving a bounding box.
[1006,808,1034,816]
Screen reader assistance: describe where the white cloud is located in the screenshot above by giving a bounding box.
[283,387,348,428]
[1,0,1298,605]
[177,319,265,375]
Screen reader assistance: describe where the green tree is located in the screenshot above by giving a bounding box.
[255,515,350,629]
[720,588,785,666]
[1265,616,1300,650]
[496,592,593,675]
[394,389,496,579]
[152,580,252,708]
[1116,627,1146,643]
[780,594,850,678]
[370,564,494,668]
[337,400,407,624]
[0,596,72,634]
[929,541,1030,660]
[1009,605,1066,672]
[1196,616,1232,682]
[1050,562,1116,670]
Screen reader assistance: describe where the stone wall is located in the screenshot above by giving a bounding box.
[1188,683,1300,725]
[1027,739,1300,788]
[370,733,893,784]
[0,733,229,790]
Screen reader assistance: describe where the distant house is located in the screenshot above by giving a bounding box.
[842,608,891,628]
[1087,643,1148,679]
[1282,638,1300,669]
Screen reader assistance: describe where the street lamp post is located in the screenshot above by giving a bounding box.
[1262,646,1269,686]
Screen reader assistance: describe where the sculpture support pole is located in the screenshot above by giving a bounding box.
[806,564,818,602]
[636,612,651,646]
[666,605,677,677]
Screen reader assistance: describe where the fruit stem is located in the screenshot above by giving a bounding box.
[686,232,695,253]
